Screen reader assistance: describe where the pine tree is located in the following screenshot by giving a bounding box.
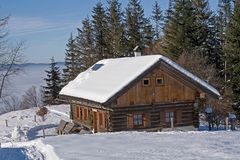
[92,2,109,60]
[143,18,154,49]
[75,17,95,69]
[217,0,232,83]
[192,0,212,51]
[163,0,198,59]
[206,15,223,70]
[225,0,240,120]
[43,57,62,105]
[62,33,82,84]
[165,0,175,23]
[106,0,126,57]
[125,0,147,54]
[152,1,163,40]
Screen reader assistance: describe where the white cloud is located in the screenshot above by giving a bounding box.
[8,16,79,36]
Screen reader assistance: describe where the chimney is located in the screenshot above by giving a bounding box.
[133,46,141,57]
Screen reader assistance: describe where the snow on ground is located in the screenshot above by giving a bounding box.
[40,131,240,160]
[1,105,240,160]
[0,104,70,143]
[2,139,58,160]
[2,130,240,160]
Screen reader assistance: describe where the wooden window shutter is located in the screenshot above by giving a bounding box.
[174,111,177,123]
[143,113,150,128]
[76,107,80,119]
[127,113,133,129]
[176,110,182,124]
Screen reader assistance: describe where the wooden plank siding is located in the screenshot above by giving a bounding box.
[114,65,197,107]
[72,104,109,132]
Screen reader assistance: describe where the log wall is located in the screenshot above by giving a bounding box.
[109,102,195,132]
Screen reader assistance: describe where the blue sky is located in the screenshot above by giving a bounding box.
[0,0,218,63]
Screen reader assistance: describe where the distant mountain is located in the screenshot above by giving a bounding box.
[18,62,65,67]
[3,62,65,99]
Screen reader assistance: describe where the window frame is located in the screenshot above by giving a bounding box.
[156,77,164,86]
[165,111,174,123]
[142,78,150,87]
[133,114,143,126]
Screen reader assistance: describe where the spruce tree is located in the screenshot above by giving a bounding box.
[62,33,82,84]
[125,0,147,54]
[75,17,95,69]
[192,0,212,51]
[106,0,127,57]
[206,15,223,70]
[152,1,163,40]
[165,0,175,23]
[143,18,154,49]
[163,0,198,59]
[43,57,62,105]
[225,0,240,119]
[217,0,232,82]
[92,2,109,60]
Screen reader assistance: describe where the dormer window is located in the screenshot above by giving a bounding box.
[142,78,150,86]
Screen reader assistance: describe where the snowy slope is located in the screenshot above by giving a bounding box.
[2,131,240,160]
[0,104,70,143]
[0,105,239,160]
[43,131,240,160]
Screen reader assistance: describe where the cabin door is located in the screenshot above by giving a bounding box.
[93,111,98,133]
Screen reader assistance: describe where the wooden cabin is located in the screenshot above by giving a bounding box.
[59,55,220,133]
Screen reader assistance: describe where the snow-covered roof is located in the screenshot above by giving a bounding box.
[60,55,220,104]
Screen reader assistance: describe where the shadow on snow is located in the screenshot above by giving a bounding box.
[27,124,57,140]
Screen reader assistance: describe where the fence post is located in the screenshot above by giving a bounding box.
[226,117,229,130]
[42,127,45,138]
[34,115,36,122]
[5,120,8,127]
[171,117,174,130]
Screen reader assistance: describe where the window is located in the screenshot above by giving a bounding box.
[156,77,164,86]
[165,111,174,123]
[142,78,150,86]
[133,114,143,126]
[91,63,104,71]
